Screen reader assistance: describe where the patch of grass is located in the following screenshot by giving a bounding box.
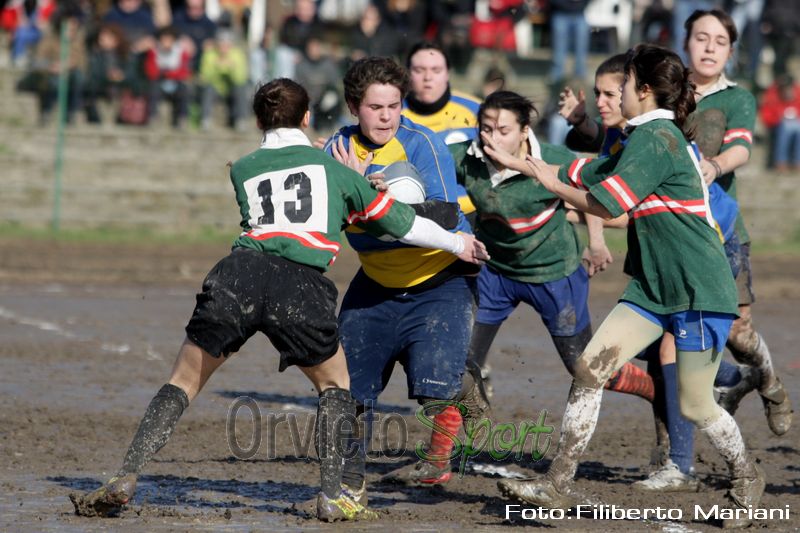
[0,222,236,246]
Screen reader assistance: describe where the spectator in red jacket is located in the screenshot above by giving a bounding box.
[760,74,800,172]
[144,26,191,128]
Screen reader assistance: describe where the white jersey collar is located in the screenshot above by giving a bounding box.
[696,73,737,101]
[626,108,676,127]
[260,128,312,149]
[468,128,542,187]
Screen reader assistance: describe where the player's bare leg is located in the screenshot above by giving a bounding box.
[70,338,226,517]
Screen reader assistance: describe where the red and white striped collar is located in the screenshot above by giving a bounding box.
[260,128,312,149]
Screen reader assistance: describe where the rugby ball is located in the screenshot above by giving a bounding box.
[381,161,426,204]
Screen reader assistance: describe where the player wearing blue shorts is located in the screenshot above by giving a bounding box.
[496,45,763,529]
[322,57,490,502]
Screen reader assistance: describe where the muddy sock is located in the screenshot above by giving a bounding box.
[548,384,603,487]
[317,387,355,499]
[467,322,501,370]
[341,404,370,489]
[661,363,694,474]
[426,405,462,469]
[714,360,742,388]
[697,409,750,478]
[552,325,592,374]
[604,362,655,402]
[119,383,190,476]
[727,329,777,392]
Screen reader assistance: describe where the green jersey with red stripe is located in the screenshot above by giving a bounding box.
[230,128,415,271]
[695,84,755,244]
[450,136,579,283]
[560,112,738,315]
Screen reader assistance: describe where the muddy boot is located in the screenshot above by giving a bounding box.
[456,360,492,428]
[381,459,452,485]
[497,474,576,509]
[69,473,138,517]
[721,463,765,529]
[717,365,759,415]
[316,488,378,522]
[760,379,793,436]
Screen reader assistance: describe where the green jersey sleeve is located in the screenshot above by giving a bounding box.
[338,164,416,239]
[585,128,672,217]
[719,89,755,154]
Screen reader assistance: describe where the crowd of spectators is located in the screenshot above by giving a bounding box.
[1,0,798,143]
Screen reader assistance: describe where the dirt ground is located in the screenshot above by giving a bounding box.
[0,237,798,532]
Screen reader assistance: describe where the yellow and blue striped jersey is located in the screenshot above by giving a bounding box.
[325,116,471,288]
[402,90,481,215]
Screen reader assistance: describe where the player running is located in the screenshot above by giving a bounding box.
[68,78,488,522]
[495,44,764,529]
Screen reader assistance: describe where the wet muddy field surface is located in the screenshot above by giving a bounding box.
[1,238,798,532]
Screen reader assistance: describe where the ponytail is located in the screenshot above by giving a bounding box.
[625,44,697,140]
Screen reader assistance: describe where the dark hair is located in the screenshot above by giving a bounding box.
[156,25,179,40]
[406,41,450,69]
[595,53,628,77]
[625,44,696,139]
[344,57,409,109]
[252,78,309,130]
[683,9,738,49]
[478,90,539,130]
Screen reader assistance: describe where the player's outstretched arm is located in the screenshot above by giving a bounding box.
[398,216,489,265]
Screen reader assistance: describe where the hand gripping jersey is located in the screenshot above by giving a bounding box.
[231,129,415,271]
[560,115,738,315]
[324,116,470,288]
[402,90,482,215]
[450,139,580,284]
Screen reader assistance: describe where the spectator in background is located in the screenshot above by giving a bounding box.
[5,0,55,68]
[295,36,340,132]
[144,25,191,128]
[84,23,133,123]
[727,0,764,82]
[377,0,426,59]
[548,0,590,83]
[26,6,86,125]
[761,0,800,78]
[349,3,399,62]
[103,0,156,54]
[172,0,217,73]
[274,0,321,79]
[760,74,800,172]
[199,28,248,131]
[428,0,473,73]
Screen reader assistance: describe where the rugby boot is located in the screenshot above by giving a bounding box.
[759,378,793,436]
[342,481,369,507]
[69,473,138,517]
[381,459,452,485]
[634,460,700,492]
[316,489,378,522]
[497,475,576,510]
[717,365,759,415]
[459,360,492,429]
[721,463,765,529]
